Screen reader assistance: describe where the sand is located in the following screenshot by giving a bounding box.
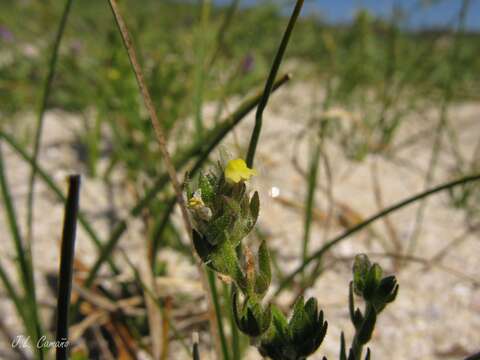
[0,80,479,359]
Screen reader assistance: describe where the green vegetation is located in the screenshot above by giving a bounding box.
[0,0,479,359]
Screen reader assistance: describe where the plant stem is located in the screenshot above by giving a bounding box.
[193,0,211,137]
[302,135,321,262]
[224,284,241,360]
[406,0,470,257]
[108,0,191,236]
[275,173,480,296]
[0,144,44,359]
[27,0,73,248]
[56,175,81,360]
[107,1,225,356]
[207,270,231,360]
[246,0,304,167]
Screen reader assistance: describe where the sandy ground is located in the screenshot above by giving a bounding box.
[0,80,479,359]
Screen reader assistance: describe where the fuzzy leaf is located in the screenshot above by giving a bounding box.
[289,297,310,342]
[372,276,399,313]
[250,191,260,223]
[254,240,272,296]
[231,182,247,202]
[348,281,359,327]
[304,297,318,320]
[259,305,289,359]
[199,173,215,204]
[232,290,271,338]
[224,196,242,217]
[357,304,376,344]
[209,238,246,289]
[184,175,194,200]
[192,230,213,264]
[363,264,382,301]
[205,213,233,245]
[353,254,371,296]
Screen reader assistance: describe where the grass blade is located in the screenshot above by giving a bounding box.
[193,0,211,137]
[107,0,230,355]
[27,0,73,246]
[224,284,241,360]
[207,269,230,360]
[0,261,28,336]
[0,131,119,274]
[275,174,480,296]
[246,0,304,167]
[302,139,321,262]
[0,143,43,359]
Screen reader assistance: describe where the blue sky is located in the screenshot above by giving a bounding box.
[214,0,480,30]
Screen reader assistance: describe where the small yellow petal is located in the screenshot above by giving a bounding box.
[225,158,257,183]
[188,197,203,208]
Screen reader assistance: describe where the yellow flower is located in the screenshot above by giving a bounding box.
[225,158,257,183]
[188,196,203,208]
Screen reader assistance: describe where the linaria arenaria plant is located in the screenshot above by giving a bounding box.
[186,159,399,360]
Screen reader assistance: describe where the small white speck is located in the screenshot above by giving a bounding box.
[269,186,280,198]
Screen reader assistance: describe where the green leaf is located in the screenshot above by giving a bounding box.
[199,173,215,204]
[231,182,247,202]
[250,191,260,223]
[232,290,271,338]
[353,254,371,296]
[304,297,318,320]
[289,296,310,342]
[353,309,364,329]
[370,264,383,284]
[210,239,246,290]
[348,281,359,327]
[254,240,272,296]
[385,284,399,303]
[357,304,376,344]
[205,213,233,245]
[224,196,242,215]
[259,305,289,359]
[184,174,194,200]
[192,230,214,264]
[372,276,399,313]
[363,264,382,301]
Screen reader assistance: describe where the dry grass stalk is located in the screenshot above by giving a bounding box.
[107,1,221,357]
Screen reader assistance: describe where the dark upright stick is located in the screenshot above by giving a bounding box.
[56,175,81,360]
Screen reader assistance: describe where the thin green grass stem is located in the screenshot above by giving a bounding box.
[406,0,470,257]
[27,0,73,247]
[0,143,44,359]
[207,269,230,360]
[275,174,480,296]
[0,131,118,274]
[224,284,241,360]
[246,0,304,167]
